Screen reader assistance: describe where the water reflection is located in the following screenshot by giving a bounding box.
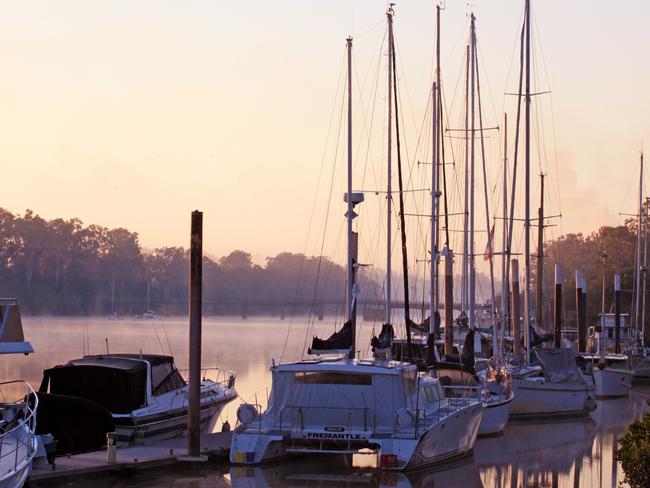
[6,317,650,487]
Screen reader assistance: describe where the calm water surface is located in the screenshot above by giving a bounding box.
[5,316,648,487]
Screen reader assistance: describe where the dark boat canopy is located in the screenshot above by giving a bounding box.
[39,354,186,414]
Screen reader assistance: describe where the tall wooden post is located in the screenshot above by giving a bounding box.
[576,270,586,352]
[188,211,203,458]
[511,259,521,361]
[581,278,587,351]
[615,274,621,354]
[554,264,562,348]
[444,250,454,356]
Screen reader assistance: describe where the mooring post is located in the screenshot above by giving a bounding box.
[576,270,584,352]
[554,264,563,348]
[443,249,454,356]
[581,277,587,350]
[615,274,621,354]
[188,210,203,459]
[511,259,521,361]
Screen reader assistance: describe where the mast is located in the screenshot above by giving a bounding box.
[386,6,394,328]
[536,174,545,331]
[501,113,508,352]
[523,0,532,364]
[469,14,476,330]
[390,6,414,359]
[345,36,355,358]
[635,153,643,345]
[643,196,648,348]
[462,44,470,315]
[430,81,439,332]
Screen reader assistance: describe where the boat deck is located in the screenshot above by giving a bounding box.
[30,431,232,486]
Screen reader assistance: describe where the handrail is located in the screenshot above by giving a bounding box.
[277,405,376,436]
[0,380,38,477]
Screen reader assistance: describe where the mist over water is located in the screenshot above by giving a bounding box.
[7,316,649,487]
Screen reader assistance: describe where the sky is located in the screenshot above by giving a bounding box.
[0,0,648,266]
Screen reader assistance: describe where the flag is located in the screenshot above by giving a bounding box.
[484,222,495,261]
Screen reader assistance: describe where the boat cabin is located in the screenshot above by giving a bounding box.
[589,313,637,352]
[39,354,186,414]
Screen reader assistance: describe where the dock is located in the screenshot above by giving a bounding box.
[30,432,232,486]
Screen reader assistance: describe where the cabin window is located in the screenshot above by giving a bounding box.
[293,372,372,385]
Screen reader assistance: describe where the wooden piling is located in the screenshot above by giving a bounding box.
[615,274,621,354]
[554,264,562,348]
[188,211,203,459]
[444,250,454,356]
[511,259,521,361]
[576,270,585,352]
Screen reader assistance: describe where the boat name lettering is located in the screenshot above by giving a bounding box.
[303,431,366,440]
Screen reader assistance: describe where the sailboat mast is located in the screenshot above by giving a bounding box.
[345,36,356,358]
[524,0,532,364]
[643,196,648,348]
[430,81,439,332]
[469,14,477,329]
[386,7,394,327]
[502,113,508,354]
[635,152,643,345]
[462,44,469,314]
[437,6,450,250]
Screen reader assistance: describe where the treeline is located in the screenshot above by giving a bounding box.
[534,220,645,335]
[0,209,371,316]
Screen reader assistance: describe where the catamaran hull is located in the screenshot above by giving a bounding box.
[0,425,37,488]
[510,379,594,418]
[593,368,633,399]
[231,403,484,471]
[478,393,513,437]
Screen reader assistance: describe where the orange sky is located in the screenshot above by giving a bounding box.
[0,1,647,266]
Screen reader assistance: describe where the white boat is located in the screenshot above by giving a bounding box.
[0,299,39,488]
[510,348,595,418]
[230,358,483,470]
[576,353,634,399]
[38,354,237,449]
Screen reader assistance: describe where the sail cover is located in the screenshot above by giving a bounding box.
[371,323,395,351]
[310,320,353,352]
[534,347,583,383]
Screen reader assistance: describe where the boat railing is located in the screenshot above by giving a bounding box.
[178,367,237,389]
[0,380,38,476]
[278,405,376,437]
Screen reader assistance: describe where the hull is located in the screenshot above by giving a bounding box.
[0,423,37,488]
[629,355,650,381]
[593,368,633,399]
[510,377,593,418]
[231,402,484,471]
[114,396,232,445]
[478,393,513,436]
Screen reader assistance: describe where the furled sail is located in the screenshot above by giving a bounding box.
[309,320,353,353]
[371,323,395,351]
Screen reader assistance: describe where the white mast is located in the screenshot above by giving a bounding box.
[430,82,439,332]
[462,44,469,315]
[386,6,394,327]
[643,195,648,348]
[500,112,508,363]
[523,0,532,365]
[469,14,476,330]
[346,36,353,325]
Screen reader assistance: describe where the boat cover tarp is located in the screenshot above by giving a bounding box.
[311,320,353,351]
[534,347,583,384]
[40,356,148,414]
[370,323,394,350]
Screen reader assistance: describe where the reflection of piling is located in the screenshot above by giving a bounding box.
[554,264,563,348]
[615,274,621,354]
[280,308,286,320]
[241,304,247,320]
[317,303,324,322]
[188,211,203,458]
[444,250,454,356]
[576,270,585,352]
[511,259,521,360]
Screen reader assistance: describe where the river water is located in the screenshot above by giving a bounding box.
[7,316,648,487]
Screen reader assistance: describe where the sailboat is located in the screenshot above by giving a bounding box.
[230,14,483,470]
[507,0,595,418]
[0,300,39,488]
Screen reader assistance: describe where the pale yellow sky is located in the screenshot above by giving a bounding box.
[0,0,647,267]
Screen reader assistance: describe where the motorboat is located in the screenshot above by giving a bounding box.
[0,299,39,488]
[575,353,633,399]
[230,357,483,470]
[510,348,595,418]
[37,354,236,451]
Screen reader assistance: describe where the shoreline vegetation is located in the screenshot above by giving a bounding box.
[0,207,647,337]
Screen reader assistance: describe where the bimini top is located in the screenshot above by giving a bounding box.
[273,358,417,375]
[40,354,186,414]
